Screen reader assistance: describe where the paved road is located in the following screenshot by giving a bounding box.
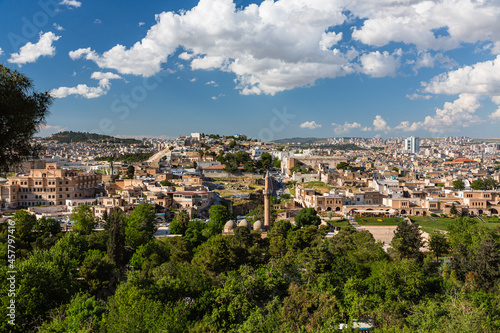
[147,147,170,164]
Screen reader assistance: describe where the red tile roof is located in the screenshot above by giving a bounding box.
[444,158,478,164]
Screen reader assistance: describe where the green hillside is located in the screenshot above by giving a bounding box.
[43,131,141,144]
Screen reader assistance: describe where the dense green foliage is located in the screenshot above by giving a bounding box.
[71,204,97,235]
[159,179,174,187]
[215,151,274,173]
[452,179,465,190]
[294,207,321,228]
[470,177,499,190]
[43,131,141,144]
[217,151,255,173]
[169,210,189,235]
[0,65,52,172]
[124,203,157,249]
[336,161,351,170]
[3,208,500,332]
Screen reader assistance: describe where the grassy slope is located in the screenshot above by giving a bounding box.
[356,215,500,234]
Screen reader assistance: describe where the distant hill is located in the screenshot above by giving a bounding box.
[272,137,366,150]
[272,137,329,145]
[43,131,141,144]
[288,143,366,151]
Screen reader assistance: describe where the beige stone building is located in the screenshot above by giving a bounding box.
[1,163,101,208]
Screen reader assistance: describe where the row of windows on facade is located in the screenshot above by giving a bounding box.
[17,193,83,200]
[20,201,60,206]
[19,180,68,185]
[17,178,97,186]
[17,188,72,192]
[465,193,490,198]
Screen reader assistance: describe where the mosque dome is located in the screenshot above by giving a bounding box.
[237,218,250,228]
[253,220,262,230]
[223,220,237,232]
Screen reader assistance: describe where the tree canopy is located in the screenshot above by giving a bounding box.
[0,65,52,172]
[336,161,350,170]
[390,221,424,261]
[470,178,498,190]
[294,207,321,228]
[452,179,465,190]
[124,203,156,249]
[71,204,97,235]
[206,204,231,235]
[4,207,500,332]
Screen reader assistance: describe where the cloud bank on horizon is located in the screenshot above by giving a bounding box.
[3,0,500,137]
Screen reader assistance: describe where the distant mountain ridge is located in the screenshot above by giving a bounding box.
[272,137,366,150]
[272,137,360,144]
[272,137,329,144]
[43,131,141,144]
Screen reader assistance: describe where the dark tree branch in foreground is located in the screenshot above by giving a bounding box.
[0,65,52,172]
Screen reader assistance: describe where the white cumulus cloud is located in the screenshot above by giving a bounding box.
[490,108,500,120]
[351,0,500,51]
[8,32,60,65]
[406,93,432,100]
[360,50,401,78]
[319,31,342,51]
[413,52,456,72]
[50,71,122,98]
[423,56,500,97]
[179,52,194,60]
[211,93,225,100]
[331,121,361,135]
[300,121,322,130]
[53,23,64,31]
[373,115,390,133]
[59,0,81,8]
[64,0,500,96]
[422,55,500,119]
[67,0,353,95]
[394,93,481,133]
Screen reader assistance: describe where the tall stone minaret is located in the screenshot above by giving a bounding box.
[263,170,272,229]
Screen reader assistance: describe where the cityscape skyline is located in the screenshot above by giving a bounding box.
[1,0,500,140]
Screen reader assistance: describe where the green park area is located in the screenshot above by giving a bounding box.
[356,215,500,234]
[412,216,500,233]
[325,219,351,229]
[409,216,456,233]
[300,181,334,194]
[355,216,404,226]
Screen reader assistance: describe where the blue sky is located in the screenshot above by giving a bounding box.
[2,0,500,140]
